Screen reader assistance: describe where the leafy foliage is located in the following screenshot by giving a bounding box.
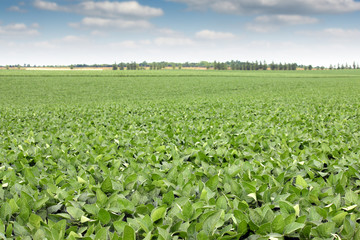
[0,70,360,239]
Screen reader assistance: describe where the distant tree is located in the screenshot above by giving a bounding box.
[304,66,308,70]
[230,61,235,70]
[263,61,268,70]
[6,65,9,70]
[308,65,313,70]
[179,64,182,70]
[329,64,333,70]
[119,63,125,70]
[112,63,118,70]
[70,65,74,70]
[270,62,276,70]
[357,64,360,69]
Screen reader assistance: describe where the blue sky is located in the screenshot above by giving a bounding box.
[1,0,360,66]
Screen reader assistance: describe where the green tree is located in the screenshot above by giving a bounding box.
[308,65,313,70]
[263,61,268,70]
[70,65,74,70]
[270,62,276,70]
[112,63,118,70]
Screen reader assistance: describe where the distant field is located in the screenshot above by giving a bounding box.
[1,70,360,239]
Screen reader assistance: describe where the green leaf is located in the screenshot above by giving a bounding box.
[163,191,174,205]
[0,219,4,233]
[206,175,219,191]
[182,201,194,221]
[203,210,224,235]
[332,212,348,226]
[158,227,171,240]
[197,231,208,240]
[0,202,11,221]
[13,222,29,236]
[216,195,228,210]
[295,175,308,188]
[94,227,108,240]
[279,201,295,215]
[113,221,126,235]
[8,199,19,214]
[272,215,285,234]
[67,206,85,220]
[237,220,248,238]
[122,225,135,240]
[284,222,305,235]
[29,213,42,229]
[312,222,336,238]
[343,205,357,211]
[96,189,108,206]
[151,206,167,222]
[99,209,111,225]
[33,229,46,239]
[101,177,114,193]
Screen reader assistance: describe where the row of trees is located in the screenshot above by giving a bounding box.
[109,61,360,71]
[2,61,360,70]
[329,62,360,70]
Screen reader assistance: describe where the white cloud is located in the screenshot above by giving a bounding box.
[168,0,360,14]
[109,40,138,48]
[139,40,152,45]
[31,23,40,28]
[33,41,57,49]
[34,0,67,11]
[34,1,161,32]
[322,28,360,37]
[34,1,163,18]
[255,15,318,25]
[77,1,163,18]
[61,35,85,43]
[91,30,107,36]
[154,37,194,46]
[7,6,27,12]
[0,23,39,37]
[195,30,235,40]
[247,14,318,32]
[69,17,152,29]
[297,28,360,38]
[157,28,183,37]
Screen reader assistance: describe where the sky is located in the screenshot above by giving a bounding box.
[1,0,360,66]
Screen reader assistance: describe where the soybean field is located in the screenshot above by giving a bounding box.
[0,70,360,240]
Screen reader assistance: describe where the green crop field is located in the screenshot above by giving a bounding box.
[1,70,360,240]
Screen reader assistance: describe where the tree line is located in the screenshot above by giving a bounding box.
[2,61,360,70]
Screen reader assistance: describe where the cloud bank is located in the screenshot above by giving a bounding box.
[169,0,360,14]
